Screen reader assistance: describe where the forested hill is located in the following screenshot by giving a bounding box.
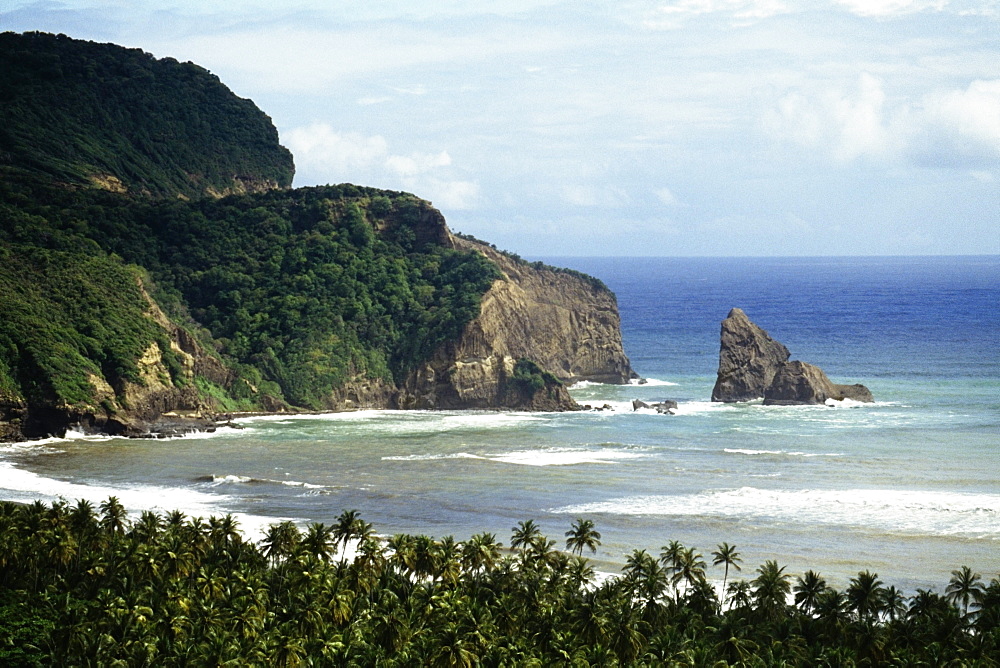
[0,32,611,440]
[0,31,294,198]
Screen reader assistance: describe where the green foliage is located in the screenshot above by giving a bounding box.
[1,498,998,666]
[1,180,500,410]
[454,230,610,293]
[0,31,502,415]
[0,31,294,198]
[0,594,54,667]
[0,244,183,407]
[510,358,561,395]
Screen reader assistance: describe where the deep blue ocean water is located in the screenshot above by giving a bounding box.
[2,256,998,592]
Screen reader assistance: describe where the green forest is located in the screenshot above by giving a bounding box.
[0,177,499,412]
[0,31,502,424]
[1,499,997,666]
[0,31,294,198]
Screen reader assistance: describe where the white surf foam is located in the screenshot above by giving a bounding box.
[629,378,679,387]
[205,474,325,490]
[551,487,1000,539]
[383,447,645,467]
[487,447,645,467]
[723,448,844,458]
[0,462,285,540]
[382,453,485,462]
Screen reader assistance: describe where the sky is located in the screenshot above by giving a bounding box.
[2,1,998,256]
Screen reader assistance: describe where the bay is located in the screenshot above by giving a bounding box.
[2,255,998,592]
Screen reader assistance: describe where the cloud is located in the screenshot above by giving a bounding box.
[918,79,1000,160]
[767,73,898,162]
[655,187,681,206]
[642,0,790,28]
[832,0,947,16]
[765,75,1000,167]
[284,123,480,209]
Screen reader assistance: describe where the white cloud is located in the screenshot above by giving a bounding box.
[765,76,1000,166]
[921,79,1000,154]
[833,0,947,16]
[386,151,452,177]
[655,187,680,205]
[767,73,899,162]
[416,178,481,210]
[643,0,790,27]
[284,126,390,174]
[283,123,480,209]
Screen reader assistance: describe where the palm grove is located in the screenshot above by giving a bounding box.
[1,499,998,666]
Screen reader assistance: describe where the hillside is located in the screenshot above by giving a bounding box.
[0,32,633,440]
[0,31,293,198]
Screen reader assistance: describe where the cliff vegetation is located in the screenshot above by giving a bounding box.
[0,32,631,438]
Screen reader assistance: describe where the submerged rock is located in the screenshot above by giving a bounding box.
[711,308,790,402]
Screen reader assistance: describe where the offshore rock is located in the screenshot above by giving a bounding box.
[632,399,678,414]
[711,308,790,402]
[712,308,874,405]
[763,361,874,405]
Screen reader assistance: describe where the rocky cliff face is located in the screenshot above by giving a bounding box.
[321,235,635,412]
[0,278,251,441]
[712,308,873,405]
[711,308,790,402]
[397,237,634,410]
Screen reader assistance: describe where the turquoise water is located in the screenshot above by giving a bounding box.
[2,256,998,592]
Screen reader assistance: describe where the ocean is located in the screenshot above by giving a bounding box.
[2,256,998,593]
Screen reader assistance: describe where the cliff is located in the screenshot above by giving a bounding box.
[397,238,634,410]
[0,33,635,439]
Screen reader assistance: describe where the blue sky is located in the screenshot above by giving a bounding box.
[3,1,998,256]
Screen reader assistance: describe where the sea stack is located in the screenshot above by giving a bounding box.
[711,308,791,402]
[763,361,875,405]
[711,308,874,405]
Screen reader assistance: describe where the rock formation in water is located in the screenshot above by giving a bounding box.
[763,361,874,405]
[632,399,678,414]
[712,308,873,405]
[711,308,791,402]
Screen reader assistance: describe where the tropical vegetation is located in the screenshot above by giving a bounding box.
[1,499,997,666]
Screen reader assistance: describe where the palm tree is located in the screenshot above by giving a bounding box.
[332,509,363,563]
[711,542,742,610]
[794,570,827,615]
[100,496,128,536]
[672,547,707,595]
[846,570,885,623]
[460,532,501,577]
[564,518,601,556]
[302,522,336,563]
[752,560,791,622]
[261,521,301,567]
[946,565,984,621]
[510,519,541,551]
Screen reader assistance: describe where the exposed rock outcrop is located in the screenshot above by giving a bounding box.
[711,308,790,403]
[396,237,635,411]
[712,308,873,405]
[764,361,875,406]
[632,399,678,414]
